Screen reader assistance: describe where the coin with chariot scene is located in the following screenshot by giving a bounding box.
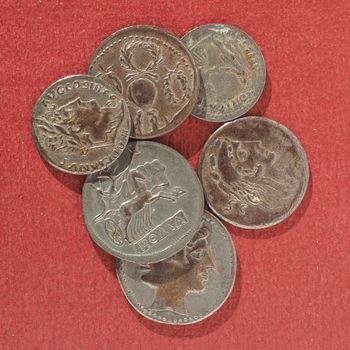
[82,141,204,264]
[88,25,199,139]
[32,75,130,174]
[199,117,309,229]
[116,210,236,325]
[182,24,266,122]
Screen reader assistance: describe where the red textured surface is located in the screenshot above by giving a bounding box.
[1,1,349,349]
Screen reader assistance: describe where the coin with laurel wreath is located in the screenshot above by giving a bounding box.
[32,75,130,174]
[182,24,266,122]
[199,116,309,228]
[88,25,199,139]
[116,210,236,325]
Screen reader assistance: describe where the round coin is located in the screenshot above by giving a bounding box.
[88,25,199,139]
[116,210,237,325]
[82,141,204,264]
[199,117,309,229]
[182,24,266,122]
[32,75,130,174]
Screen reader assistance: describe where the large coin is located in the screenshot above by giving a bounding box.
[82,141,204,263]
[88,25,199,139]
[32,75,130,174]
[199,117,309,229]
[182,24,266,122]
[117,211,236,325]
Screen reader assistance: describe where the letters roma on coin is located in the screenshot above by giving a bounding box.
[32,75,130,174]
[82,141,204,264]
[88,25,199,139]
[182,24,266,122]
[117,211,236,325]
[199,117,309,229]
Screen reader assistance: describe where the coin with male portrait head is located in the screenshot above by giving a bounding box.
[117,211,236,325]
[32,75,130,174]
[199,117,309,229]
[182,24,266,122]
[89,25,199,139]
[82,141,204,264]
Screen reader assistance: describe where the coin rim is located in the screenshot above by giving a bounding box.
[82,140,205,264]
[88,24,200,139]
[198,116,310,229]
[182,23,266,122]
[32,74,131,175]
[116,210,237,325]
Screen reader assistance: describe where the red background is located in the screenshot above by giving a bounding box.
[1,1,349,349]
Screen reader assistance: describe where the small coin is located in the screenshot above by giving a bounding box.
[32,75,130,174]
[199,117,309,229]
[182,24,266,122]
[88,25,199,139]
[116,210,237,325]
[82,141,204,264]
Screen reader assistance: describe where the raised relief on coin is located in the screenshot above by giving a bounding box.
[32,75,130,174]
[89,25,199,139]
[83,141,204,264]
[182,24,266,122]
[117,211,236,324]
[199,117,309,228]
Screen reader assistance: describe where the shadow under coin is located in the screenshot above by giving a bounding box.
[245,71,272,117]
[43,158,84,194]
[92,241,117,277]
[232,169,313,239]
[136,257,242,338]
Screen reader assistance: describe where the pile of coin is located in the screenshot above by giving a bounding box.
[32,24,309,325]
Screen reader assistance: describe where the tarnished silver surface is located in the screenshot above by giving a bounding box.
[182,24,266,122]
[82,141,204,264]
[199,117,309,229]
[88,25,199,139]
[32,75,130,174]
[117,211,236,325]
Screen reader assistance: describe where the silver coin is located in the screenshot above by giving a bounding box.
[82,141,204,264]
[116,210,237,325]
[182,24,266,122]
[199,116,309,229]
[88,25,199,139]
[32,75,130,174]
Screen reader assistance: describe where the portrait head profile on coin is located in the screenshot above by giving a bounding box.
[32,75,130,174]
[199,117,309,229]
[88,25,199,139]
[82,141,204,264]
[182,24,266,122]
[117,211,236,325]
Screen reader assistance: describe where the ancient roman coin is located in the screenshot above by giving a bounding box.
[88,25,199,139]
[116,210,236,325]
[182,24,266,122]
[199,117,309,229]
[82,141,204,264]
[32,75,130,174]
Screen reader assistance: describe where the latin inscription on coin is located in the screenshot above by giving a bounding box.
[199,117,309,228]
[32,75,130,174]
[182,24,266,122]
[88,25,199,139]
[117,211,236,324]
[82,141,204,264]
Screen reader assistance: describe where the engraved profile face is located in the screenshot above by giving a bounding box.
[140,227,215,315]
[53,98,118,144]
